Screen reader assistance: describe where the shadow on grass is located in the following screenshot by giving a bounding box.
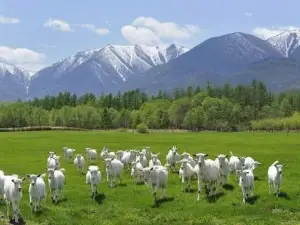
[9,217,26,225]
[152,197,174,208]
[223,184,234,191]
[254,176,263,181]
[95,193,106,204]
[206,192,225,203]
[183,188,197,193]
[246,194,260,205]
[53,197,68,205]
[118,183,127,187]
[277,192,291,200]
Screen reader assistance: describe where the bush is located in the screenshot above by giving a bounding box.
[118,127,128,132]
[136,123,149,133]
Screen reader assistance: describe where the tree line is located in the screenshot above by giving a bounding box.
[1,80,299,131]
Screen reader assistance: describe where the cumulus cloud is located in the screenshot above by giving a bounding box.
[244,12,253,17]
[121,16,201,46]
[0,15,20,24]
[77,24,110,36]
[0,46,46,71]
[252,26,300,39]
[43,18,73,32]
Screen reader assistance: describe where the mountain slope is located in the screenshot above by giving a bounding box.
[0,61,32,101]
[124,32,283,93]
[266,30,300,57]
[227,58,300,92]
[28,44,189,98]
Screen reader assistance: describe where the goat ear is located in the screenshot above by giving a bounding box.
[21,177,26,182]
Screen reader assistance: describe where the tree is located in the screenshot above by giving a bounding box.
[280,97,292,117]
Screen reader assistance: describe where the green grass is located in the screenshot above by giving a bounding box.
[0,131,300,225]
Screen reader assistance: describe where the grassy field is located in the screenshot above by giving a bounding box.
[0,131,300,225]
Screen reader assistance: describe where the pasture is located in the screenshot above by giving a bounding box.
[0,131,300,225]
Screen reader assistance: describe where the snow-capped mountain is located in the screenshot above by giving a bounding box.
[266,30,300,57]
[28,44,189,98]
[4,30,300,101]
[124,32,284,93]
[0,61,32,101]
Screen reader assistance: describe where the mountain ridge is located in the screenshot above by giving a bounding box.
[2,31,300,100]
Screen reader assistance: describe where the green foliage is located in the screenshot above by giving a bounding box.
[252,112,300,131]
[136,123,149,133]
[2,80,300,131]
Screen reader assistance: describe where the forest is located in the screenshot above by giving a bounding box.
[0,80,299,132]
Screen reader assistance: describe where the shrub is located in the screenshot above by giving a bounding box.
[118,127,128,132]
[136,123,149,133]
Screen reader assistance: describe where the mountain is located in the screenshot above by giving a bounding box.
[0,61,32,101]
[266,30,300,57]
[228,58,300,91]
[28,44,189,98]
[124,32,284,93]
[4,30,300,101]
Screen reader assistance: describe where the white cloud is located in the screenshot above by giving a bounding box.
[244,12,253,17]
[121,25,161,45]
[0,15,20,24]
[252,26,299,39]
[77,24,110,36]
[0,46,46,71]
[121,16,201,46]
[43,18,73,32]
[38,44,56,49]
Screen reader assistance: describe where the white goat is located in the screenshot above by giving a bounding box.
[47,168,66,204]
[104,158,124,188]
[194,153,220,201]
[181,152,196,167]
[238,167,255,204]
[120,150,136,169]
[27,173,46,212]
[3,176,26,224]
[48,155,61,170]
[47,151,56,167]
[74,154,85,175]
[244,156,261,170]
[86,165,101,199]
[63,147,76,161]
[149,153,162,167]
[229,151,246,181]
[0,173,19,199]
[115,150,125,160]
[136,151,148,168]
[141,147,151,160]
[268,160,284,196]
[166,146,180,171]
[176,159,196,192]
[131,161,144,184]
[215,154,230,185]
[140,165,168,204]
[86,148,97,163]
[100,147,115,161]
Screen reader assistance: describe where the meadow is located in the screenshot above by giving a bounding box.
[0,131,300,225]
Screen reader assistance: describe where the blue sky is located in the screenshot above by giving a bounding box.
[0,0,299,71]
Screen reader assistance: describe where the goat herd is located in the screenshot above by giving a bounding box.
[0,146,284,224]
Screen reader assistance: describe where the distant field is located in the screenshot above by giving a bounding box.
[0,131,300,225]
